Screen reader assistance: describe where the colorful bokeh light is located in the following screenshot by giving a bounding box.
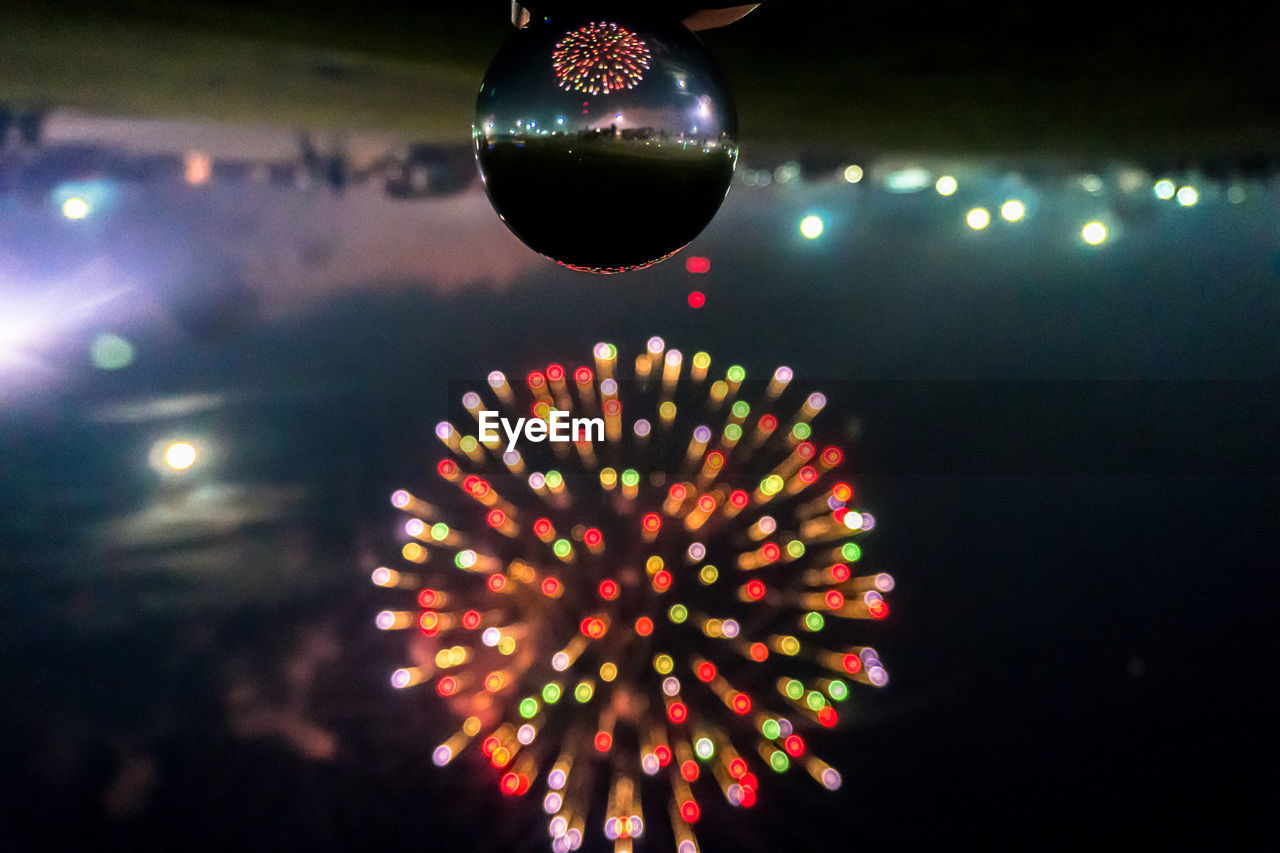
[375,338,893,851]
[552,21,651,96]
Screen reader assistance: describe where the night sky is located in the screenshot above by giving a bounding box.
[2,4,1280,852]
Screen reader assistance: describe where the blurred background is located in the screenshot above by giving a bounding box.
[1,1,1278,850]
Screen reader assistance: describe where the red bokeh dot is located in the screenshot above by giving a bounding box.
[594,731,613,752]
[687,290,706,309]
[696,662,716,682]
[634,616,654,636]
[680,800,701,823]
[668,702,687,724]
[842,653,863,675]
[749,642,769,662]
[681,760,699,782]
[685,255,711,274]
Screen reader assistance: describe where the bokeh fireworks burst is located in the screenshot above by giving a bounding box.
[373,338,893,852]
[552,22,652,96]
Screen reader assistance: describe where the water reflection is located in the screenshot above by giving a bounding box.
[2,107,1278,851]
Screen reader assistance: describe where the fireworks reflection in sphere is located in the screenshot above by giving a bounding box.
[474,18,738,273]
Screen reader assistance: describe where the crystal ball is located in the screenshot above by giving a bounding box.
[474,16,738,273]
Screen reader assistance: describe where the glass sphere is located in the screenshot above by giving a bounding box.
[475,16,738,273]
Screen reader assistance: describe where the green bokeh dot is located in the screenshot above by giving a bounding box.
[90,334,134,370]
